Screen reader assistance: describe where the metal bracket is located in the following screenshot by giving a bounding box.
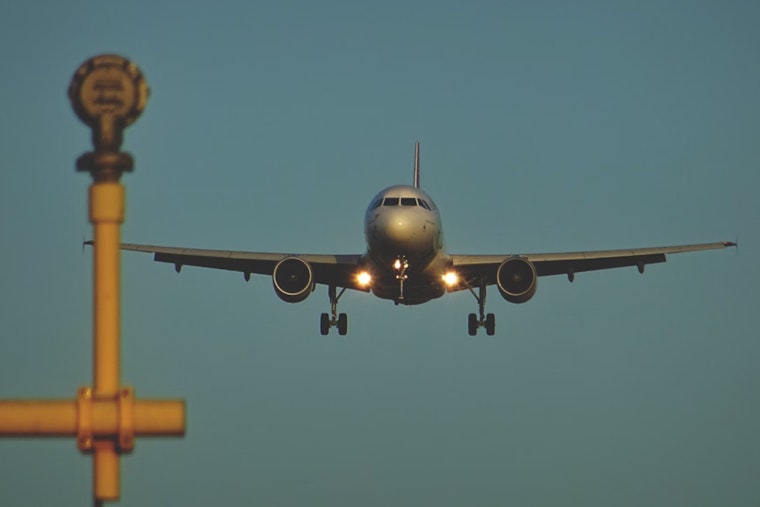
[118,388,135,453]
[77,387,94,453]
[75,386,136,454]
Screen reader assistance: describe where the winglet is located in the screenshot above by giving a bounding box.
[725,238,738,256]
[413,141,420,188]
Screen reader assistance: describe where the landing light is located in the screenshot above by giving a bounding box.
[357,271,372,287]
[442,271,459,287]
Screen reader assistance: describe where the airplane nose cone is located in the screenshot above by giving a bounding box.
[373,208,433,252]
[367,207,437,264]
[384,215,413,243]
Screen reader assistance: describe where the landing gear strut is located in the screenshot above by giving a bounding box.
[320,285,348,335]
[394,257,409,303]
[466,278,495,336]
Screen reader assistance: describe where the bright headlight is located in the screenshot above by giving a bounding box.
[357,271,372,287]
[442,271,459,286]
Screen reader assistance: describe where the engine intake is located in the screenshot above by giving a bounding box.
[273,257,314,303]
[496,257,537,304]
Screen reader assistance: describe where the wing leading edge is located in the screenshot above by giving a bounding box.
[109,240,735,295]
[450,241,736,286]
[118,243,367,291]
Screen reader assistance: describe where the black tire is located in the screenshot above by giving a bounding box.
[337,313,348,336]
[467,313,478,336]
[485,313,495,336]
[320,313,330,335]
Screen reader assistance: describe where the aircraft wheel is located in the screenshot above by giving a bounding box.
[320,313,330,335]
[337,313,348,336]
[467,313,478,336]
[485,313,495,336]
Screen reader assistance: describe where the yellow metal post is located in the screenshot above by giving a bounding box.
[73,54,146,504]
[0,54,185,505]
[90,180,125,500]
[91,182,124,395]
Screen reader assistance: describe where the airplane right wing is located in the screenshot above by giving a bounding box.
[449,241,736,287]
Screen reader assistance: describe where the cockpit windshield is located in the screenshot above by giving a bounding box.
[380,196,433,210]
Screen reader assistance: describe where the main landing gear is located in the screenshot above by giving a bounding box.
[320,285,348,335]
[466,278,495,336]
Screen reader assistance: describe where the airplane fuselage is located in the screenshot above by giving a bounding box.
[363,185,450,304]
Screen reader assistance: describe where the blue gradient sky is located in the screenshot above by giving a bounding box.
[1,1,758,506]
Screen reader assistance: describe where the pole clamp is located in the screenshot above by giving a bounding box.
[77,387,94,453]
[75,386,135,453]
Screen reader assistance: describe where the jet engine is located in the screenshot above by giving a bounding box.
[272,257,314,303]
[496,257,537,304]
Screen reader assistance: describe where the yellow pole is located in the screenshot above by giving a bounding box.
[91,182,123,393]
[0,54,185,506]
[90,180,125,501]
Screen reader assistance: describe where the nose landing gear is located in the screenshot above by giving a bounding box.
[394,257,409,302]
[466,278,495,336]
[320,285,348,335]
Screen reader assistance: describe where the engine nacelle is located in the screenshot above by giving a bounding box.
[496,257,537,304]
[272,257,314,303]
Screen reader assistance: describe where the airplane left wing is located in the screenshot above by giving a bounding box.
[116,243,368,291]
[450,241,736,286]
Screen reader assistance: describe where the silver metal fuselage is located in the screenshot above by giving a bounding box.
[363,185,450,304]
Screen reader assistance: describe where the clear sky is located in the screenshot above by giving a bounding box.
[1,1,758,506]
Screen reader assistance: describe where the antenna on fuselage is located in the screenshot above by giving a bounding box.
[413,141,420,188]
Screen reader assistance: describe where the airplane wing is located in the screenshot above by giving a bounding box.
[450,241,736,286]
[117,243,368,291]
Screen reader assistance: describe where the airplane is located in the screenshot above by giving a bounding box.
[112,143,736,336]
